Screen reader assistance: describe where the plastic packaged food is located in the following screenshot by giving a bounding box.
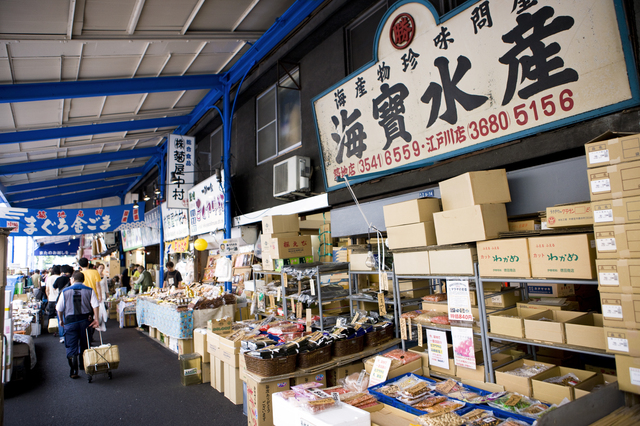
[304,397,337,414]
[291,382,324,393]
[343,370,369,392]
[488,393,533,413]
[422,294,448,302]
[378,384,401,397]
[423,400,465,415]
[393,374,425,390]
[503,363,551,378]
[413,396,448,410]
[469,416,501,426]
[461,391,507,404]
[542,372,581,387]
[415,412,465,426]
[435,379,463,395]
[496,419,530,426]
[401,310,423,319]
[384,349,421,364]
[430,315,451,325]
[340,392,377,408]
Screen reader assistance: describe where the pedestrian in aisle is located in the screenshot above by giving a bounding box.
[163,261,183,288]
[78,258,103,343]
[53,265,73,343]
[44,265,61,334]
[120,266,131,293]
[56,271,99,379]
[132,265,153,293]
[31,269,41,288]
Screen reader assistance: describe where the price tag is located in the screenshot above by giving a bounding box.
[331,392,340,403]
[589,149,610,164]
[400,317,407,340]
[597,238,617,251]
[438,379,456,394]
[298,281,302,295]
[594,209,614,223]
[408,317,412,340]
[351,312,360,324]
[283,274,288,287]
[306,308,312,332]
[380,272,389,291]
[591,178,611,193]
[269,294,275,308]
[291,298,295,314]
[276,287,282,301]
[310,278,316,296]
[417,323,423,346]
[505,394,522,407]
[296,302,303,318]
[378,292,387,316]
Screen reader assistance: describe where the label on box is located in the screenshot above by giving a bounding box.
[603,304,623,319]
[607,336,629,352]
[589,149,610,164]
[591,178,611,193]
[594,209,614,223]
[380,272,389,291]
[491,295,502,304]
[597,238,617,251]
[630,367,640,386]
[184,368,198,376]
[599,272,619,286]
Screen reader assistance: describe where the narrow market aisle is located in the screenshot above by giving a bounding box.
[4,323,247,426]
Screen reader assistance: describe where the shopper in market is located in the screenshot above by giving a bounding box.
[78,258,103,343]
[131,264,141,281]
[44,265,61,334]
[96,262,109,300]
[133,264,153,293]
[31,269,41,288]
[120,266,131,292]
[56,271,100,379]
[163,261,182,288]
[53,265,73,343]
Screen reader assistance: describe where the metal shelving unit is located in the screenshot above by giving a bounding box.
[347,269,400,339]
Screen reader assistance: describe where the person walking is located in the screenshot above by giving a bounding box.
[163,261,183,288]
[56,271,99,379]
[44,265,61,334]
[31,269,41,288]
[53,265,73,343]
[132,265,153,293]
[78,258,103,342]
[120,266,131,293]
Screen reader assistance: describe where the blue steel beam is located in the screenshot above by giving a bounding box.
[0,74,222,104]
[4,167,145,194]
[7,177,136,202]
[120,152,162,198]
[0,115,189,145]
[13,184,130,209]
[0,146,159,176]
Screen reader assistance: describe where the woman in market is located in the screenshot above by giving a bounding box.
[44,265,61,334]
[96,262,110,299]
[120,266,131,292]
[163,261,182,288]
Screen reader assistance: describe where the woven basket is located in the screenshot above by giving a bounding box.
[297,343,333,369]
[332,335,364,358]
[365,325,394,347]
[244,353,297,377]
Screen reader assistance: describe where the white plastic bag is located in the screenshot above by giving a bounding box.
[214,257,233,282]
[97,301,107,332]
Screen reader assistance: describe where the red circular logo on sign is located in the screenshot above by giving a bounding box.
[389,13,415,50]
[548,216,556,226]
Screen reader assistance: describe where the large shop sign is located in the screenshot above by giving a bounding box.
[167,134,195,209]
[0,204,143,237]
[161,202,189,242]
[312,0,639,191]
[188,173,225,236]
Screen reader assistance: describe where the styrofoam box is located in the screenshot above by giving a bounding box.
[273,392,370,426]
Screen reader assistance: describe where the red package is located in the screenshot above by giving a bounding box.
[430,315,450,325]
[422,294,447,302]
[383,349,421,364]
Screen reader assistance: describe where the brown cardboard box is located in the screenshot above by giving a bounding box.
[585,132,640,168]
[429,246,477,275]
[485,290,522,308]
[208,317,233,335]
[408,347,430,368]
[434,204,509,245]
[457,353,512,382]
[149,327,157,339]
[393,250,430,275]
[597,258,640,293]
[477,238,531,278]
[194,328,210,363]
[489,307,546,338]
[210,358,216,389]
[509,219,540,231]
[178,338,194,356]
[365,358,422,380]
[600,292,640,328]
[224,363,244,405]
[439,169,511,210]
[587,160,640,201]
[532,367,597,404]
[528,234,597,279]
[428,345,457,377]
[290,372,327,387]
[495,359,556,397]
[349,252,374,271]
[262,235,312,259]
[396,279,431,299]
[217,335,241,368]
[202,362,210,384]
[207,330,222,359]
[604,326,640,355]
[546,203,594,227]
[326,361,364,387]
[564,313,606,350]
[213,357,224,393]
[594,223,640,259]
[527,283,575,298]
[614,355,640,394]
[592,196,640,226]
[383,198,441,228]
[524,310,586,343]
[386,222,437,250]
[261,214,299,235]
[574,373,618,398]
[246,376,291,426]
[261,232,299,254]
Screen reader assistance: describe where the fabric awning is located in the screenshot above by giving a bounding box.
[34,239,80,256]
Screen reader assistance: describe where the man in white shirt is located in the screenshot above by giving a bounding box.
[44,265,61,334]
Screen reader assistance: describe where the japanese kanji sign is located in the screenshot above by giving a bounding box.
[188,173,225,236]
[167,134,195,209]
[161,202,189,242]
[313,0,638,191]
[0,204,143,237]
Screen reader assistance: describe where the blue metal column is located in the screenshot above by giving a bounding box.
[159,144,166,289]
[223,83,233,293]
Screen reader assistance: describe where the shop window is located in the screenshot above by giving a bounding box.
[346,1,388,74]
[256,67,301,165]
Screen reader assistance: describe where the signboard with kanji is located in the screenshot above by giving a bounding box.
[188,173,225,236]
[161,202,189,242]
[167,134,195,209]
[0,204,143,237]
[312,0,639,191]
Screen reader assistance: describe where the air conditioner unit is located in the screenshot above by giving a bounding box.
[273,155,311,198]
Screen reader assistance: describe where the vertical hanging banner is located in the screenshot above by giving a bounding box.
[427,329,449,370]
[160,202,190,242]
[451,326,476,369]
[312,0,639,191]
[188,173,225,236]
[447,279,473,322]
[167,134,195,209]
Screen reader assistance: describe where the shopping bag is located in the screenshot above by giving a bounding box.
[97,301,107,332]
[47,318,58,333]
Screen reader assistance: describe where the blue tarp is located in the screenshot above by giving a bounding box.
[33,238,80,256]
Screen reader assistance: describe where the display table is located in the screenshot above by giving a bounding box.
[136,297,235,339]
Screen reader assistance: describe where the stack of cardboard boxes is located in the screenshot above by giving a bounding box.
[261,214,312,271]
[206,317,244,405]
[586,132,640,395]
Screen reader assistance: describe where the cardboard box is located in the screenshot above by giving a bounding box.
[597,258,640,293]
[327,361,364,387]
[239,352,248,382]
[439,169,511,210]
[600,292,640,328]
[434,204,509,245]
[477,238,531,278]
[429,246,477,275]
[528,234,597,279]
[262,235,312,259]
[592,196,640,226]
[604,326,640,356]
[532,367,596,404]
[393,250,430,275]
[527,283,575,298]
[149,327,157,339]
[524,310,586,343]
[587,160,640,201]
[207,330,221,359]
[263,255,314,272]
[178,338,194,356]
[585,132,640,168]
[495,359,556,397]
[457,353,513,383]
[489,307,543,338]
[208,317,233,335]
[262,214,300,235]
[210,358,216,389]
[408,347,430,368]
[614,355,640,394]
[574,373,618,398]
[396,279,431,299]
[364,358,422,380]
[517,301,579,312]
[246,376,291,426]
[290,372,327,387]
[261,232,299,254]
[333,247,349,263]
[193,328,210,363]
[564,313,606,350]
[594,223,640,259]
[217,335,241,368]
[386,221,437,250]
[224,363,244,405]
[485,290,522,308]
[508,219,540,231]
[349,252,374,271]
[213,357,224,393]
[546,203,594,228]
[202,362,210,384]
[383,198,441,228]
[427,345,456,377]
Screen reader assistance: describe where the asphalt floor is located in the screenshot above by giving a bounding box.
[3,322,247,426]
